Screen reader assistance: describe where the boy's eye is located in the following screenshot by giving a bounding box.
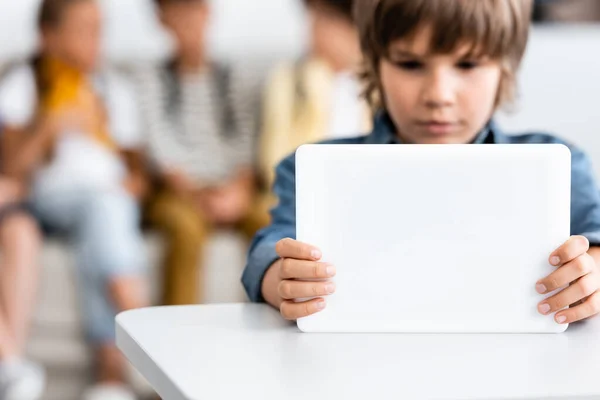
[456,60,480,70]
[394,60,424,70]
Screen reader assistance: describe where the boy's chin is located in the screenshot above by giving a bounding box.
[400,134,474,145]
[423,137,473,145]
[396,124,474,145]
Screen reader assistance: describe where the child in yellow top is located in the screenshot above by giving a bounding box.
[37,55,115,151]
[0,1,148,399]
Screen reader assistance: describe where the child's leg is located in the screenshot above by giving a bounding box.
[0,212,41,356]
[75,265,126,383]
[146,190,209,305]
[0,314,18,360]
[74,189,148,383]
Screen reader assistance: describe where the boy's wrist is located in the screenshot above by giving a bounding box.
[261,259,282,309]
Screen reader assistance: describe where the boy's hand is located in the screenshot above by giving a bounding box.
[262,239,336,320]
[201,180,252,225]
[163,169,196,197]
[49,107,95,136]
[536,236,600,324]
[122,172,149,200]
[0,177,24,206]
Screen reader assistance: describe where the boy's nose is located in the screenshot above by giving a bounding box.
[422,71,455,108]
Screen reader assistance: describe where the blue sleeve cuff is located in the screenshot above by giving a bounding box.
[242,239,280,303]
[580,231,600,246]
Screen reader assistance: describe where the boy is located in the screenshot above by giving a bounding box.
[138,0,265,305]
[242,0,600,325]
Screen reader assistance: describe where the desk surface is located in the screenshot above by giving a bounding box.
[116,304,600,400]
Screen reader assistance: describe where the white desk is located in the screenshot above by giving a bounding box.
[116,304,600,400]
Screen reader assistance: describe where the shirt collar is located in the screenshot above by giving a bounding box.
[366,111,508,145]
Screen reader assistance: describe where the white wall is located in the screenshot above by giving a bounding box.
[0,0,40,61]
[496,26,600,178]
[208,0,307,62]
[0,0,306,64]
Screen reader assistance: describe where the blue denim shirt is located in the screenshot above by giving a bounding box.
[242,112,600,302]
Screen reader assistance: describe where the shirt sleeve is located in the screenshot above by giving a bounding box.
[0,65,37,128]
[242,152,297,302]
[569,146,600,245]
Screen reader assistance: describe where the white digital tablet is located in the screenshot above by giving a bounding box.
[295,144,571,333]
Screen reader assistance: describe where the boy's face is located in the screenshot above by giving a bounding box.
[43,0,102,72]
[159,1,209,62]
[380,26,502,144]
[308,5,361,70]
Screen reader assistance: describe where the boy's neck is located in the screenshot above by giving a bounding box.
[42,52,90,75]
[40,55,93,80]
[312,49,356,73]
[174,53,209,75]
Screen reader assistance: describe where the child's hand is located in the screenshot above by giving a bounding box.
[122,172,148,200]
[49,107,95,136]
[163,169,196,197]
[262,239,336,320]
[202,181,252,225]
[0,177,24,206]
[536,236,600,324]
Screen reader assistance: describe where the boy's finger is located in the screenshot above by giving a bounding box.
[536,253,595,293]
[550,236,589,266]
[280,298,326,320]
[275,238,322,260]
[278,280,336,300]
[537,273,598,315]
[553,290,600,324]
[279,259,336,280]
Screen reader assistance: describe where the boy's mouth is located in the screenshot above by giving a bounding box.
[416,120,459,136]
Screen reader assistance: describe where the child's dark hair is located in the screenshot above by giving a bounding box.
[38,0,90,30]
[154,0,204,7]
[303,0,354,22]
[33,0,92,95]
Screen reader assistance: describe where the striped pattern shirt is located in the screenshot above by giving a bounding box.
[136,63,259,186]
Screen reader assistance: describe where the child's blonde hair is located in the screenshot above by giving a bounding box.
[354,0,533,111]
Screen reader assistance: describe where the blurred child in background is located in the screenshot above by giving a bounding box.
[0,0,148,398]
[257,0,371,204]
[138,0,265,306]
